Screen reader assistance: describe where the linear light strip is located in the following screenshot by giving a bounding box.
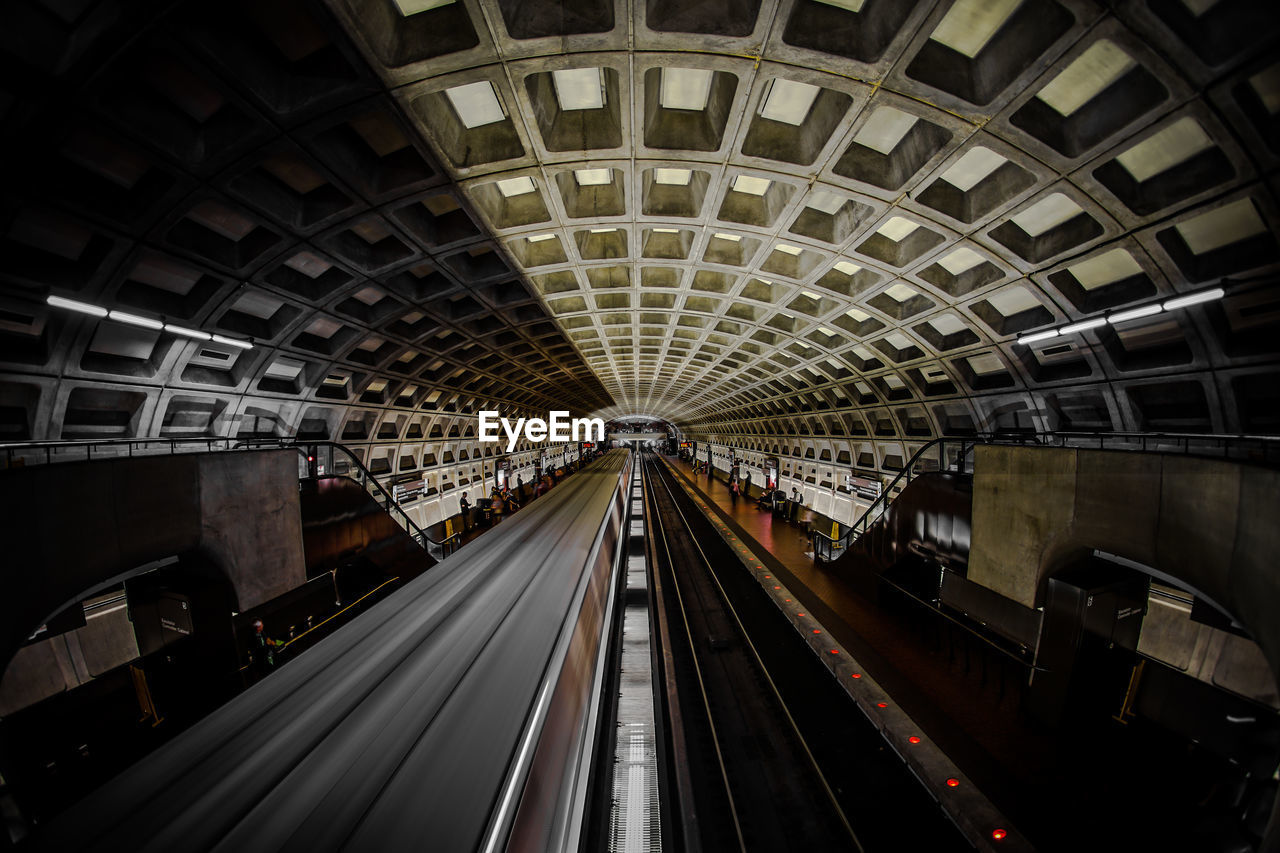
[1015,286,1226,346]
[46,295,253,349]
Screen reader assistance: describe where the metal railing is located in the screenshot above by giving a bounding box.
[0,436,249,468]
[0,435,460,561]
[811,429,1280,563]
[811,436,981,563]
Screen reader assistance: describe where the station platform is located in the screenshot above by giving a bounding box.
[660,456,1059,844]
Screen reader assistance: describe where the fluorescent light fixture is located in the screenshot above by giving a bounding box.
[774,244,803,256]
[660,68,714,111]
[47,295,107,317]
[652,227,680,233]
[1036,40,1136,117]
[551,68,605,111]
[759,79,821,126]
[732,175,771,196]
[165,323,213,340]
[1016,329,1060,345]
[108,309,163,330]
[1163,287,1224,310]
[813,0,865,10]
[574,168,611,186]
[527,233,555,242]
[496,176,535,197]
[1107,304,1163,324]
[713,232,741,242]
[653,168,692,186]
[833,260,861,276]
[211,334,254,350]
[1058,317,1108,335]
[444,81,506,129]
[590,227,617,233]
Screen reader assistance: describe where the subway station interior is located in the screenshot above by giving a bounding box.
[2,0,1280,850]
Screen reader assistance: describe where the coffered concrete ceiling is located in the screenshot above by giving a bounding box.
[1,0,1278,457]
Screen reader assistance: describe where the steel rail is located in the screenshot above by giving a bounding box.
[646,453,864,852]
[643,455,748,853]
[641,454,704,853]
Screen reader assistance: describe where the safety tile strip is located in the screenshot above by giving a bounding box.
[660,457,1031,853]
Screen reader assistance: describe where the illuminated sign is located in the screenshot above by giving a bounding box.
[393,479,425,503]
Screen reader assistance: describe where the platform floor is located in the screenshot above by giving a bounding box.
[663,456,1057,841]
[664,453,1254,853]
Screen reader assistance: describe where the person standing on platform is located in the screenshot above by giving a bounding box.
[463,489,478,527]
[730,477,740,505]
[459,492,472,532]
[743,470,752,499]
[249,619,280,676]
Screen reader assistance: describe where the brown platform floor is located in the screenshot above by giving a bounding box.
[661,456,1064,844]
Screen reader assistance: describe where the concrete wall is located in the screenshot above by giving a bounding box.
[0,450,307,676]
[969,445,1280,683]
[1139,591,1278,709]
[0,603,139,717]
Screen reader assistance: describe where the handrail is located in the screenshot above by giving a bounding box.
[810,429,1280,563]
[811,436,979,563]
[271,440,460,562]
[0,436,250,467]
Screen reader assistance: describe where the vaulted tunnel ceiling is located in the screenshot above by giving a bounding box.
[1,0,1279,448]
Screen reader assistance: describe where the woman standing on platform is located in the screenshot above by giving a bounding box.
[730,477,740,505]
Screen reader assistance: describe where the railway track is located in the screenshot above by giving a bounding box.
[642,452,968,852]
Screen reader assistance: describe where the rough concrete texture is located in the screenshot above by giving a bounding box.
[0,450,307,677]
[197,450,308,611]
[969,444,1280,687]
[968,444,1077,608]
[0,605,139,716]
[1140,594,1278,708]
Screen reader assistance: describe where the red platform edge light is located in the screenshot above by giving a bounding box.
[908,736,921,744]
[812,628,821,634]
[876,701,887,708]
[828,649,839,655]
[851,672,862,679]
[992,829,1007,841]
[946,778,959,787]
